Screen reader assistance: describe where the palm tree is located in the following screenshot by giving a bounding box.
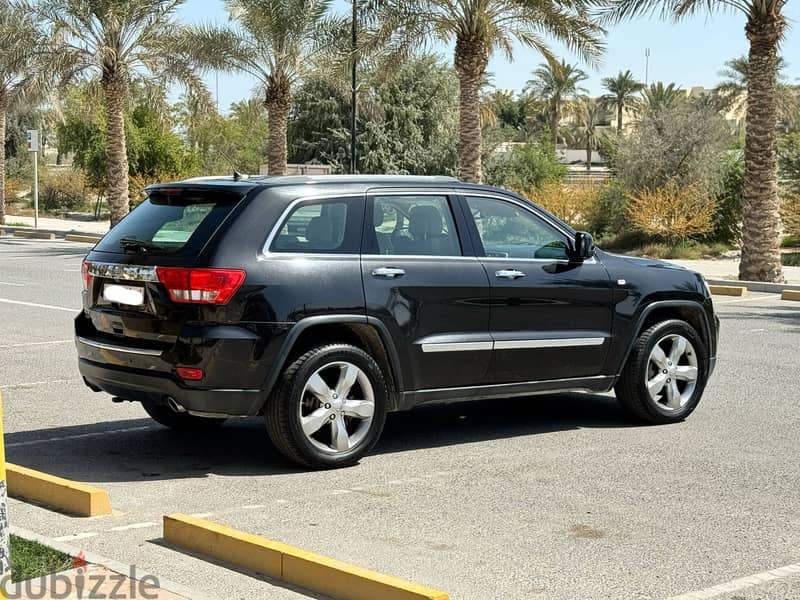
[37,0,202,227]
[572,98,607,171]
[375,1,604,183]
[601,0,788,282]
[525,59,589,148]
[178,0,336,176]
[0,2,48,225]
[639,81,684,114]
[601,69,644,133]
[715,55,795,125]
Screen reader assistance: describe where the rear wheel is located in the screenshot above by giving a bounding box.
[615,319,708,424]
[265,344,388,469]
[141,401,226,431]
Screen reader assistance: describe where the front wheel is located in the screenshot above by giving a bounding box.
[265,344,388,469]
[615,319,708,424]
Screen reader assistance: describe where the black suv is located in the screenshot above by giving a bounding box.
[76,175,719,468]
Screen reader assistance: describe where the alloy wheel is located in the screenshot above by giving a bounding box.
[645,334,699,411]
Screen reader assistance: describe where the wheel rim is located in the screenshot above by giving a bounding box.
[645,334,699,411]
[298,361,375,454]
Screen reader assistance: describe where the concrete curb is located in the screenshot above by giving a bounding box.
[9,525,212,600]
[6,463,112,517]
[12,230,55,240]
[706,278,800,294]
[64,233,103,243]
[0,225,106,241]
[782,290,800,301]
[708,284,746,297]
[164,513,451,600]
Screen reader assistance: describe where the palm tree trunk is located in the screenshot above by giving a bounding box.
[265,80,291,176]
[101,73,130,228]
[0,93,6,225]
[738,16,785,282]
[551,102,560,148]
[455,35,488,183]
[616,100,623,133]
[586,139,592,172]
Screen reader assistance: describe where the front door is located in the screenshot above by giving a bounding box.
[460,193,613,384]
[362,191,491,391]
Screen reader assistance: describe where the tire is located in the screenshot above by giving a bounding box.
[265,344,388,469]
[615,319,708,424]
[141,401,227,431]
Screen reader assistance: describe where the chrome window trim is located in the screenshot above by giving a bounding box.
[88,263,158,282]
[420,337,606,353]
[361,254,478,262]
[77,337,163,356]
[479,256,598,265]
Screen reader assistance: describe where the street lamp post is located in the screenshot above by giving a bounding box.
[350,0,357,174]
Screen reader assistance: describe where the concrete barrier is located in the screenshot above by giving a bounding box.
[6,464,112,517]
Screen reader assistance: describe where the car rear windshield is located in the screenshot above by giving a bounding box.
[95,188,245,256]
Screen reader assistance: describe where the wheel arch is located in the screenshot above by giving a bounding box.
[615,300,713,377]
[256,315,404,414]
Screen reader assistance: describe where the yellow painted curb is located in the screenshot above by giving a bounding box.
[13,230,55,240]
[6,463,112,517]
[782,290,800,301]
[709,284,747,297]
[164,514,450,600]
[65,234,102,243]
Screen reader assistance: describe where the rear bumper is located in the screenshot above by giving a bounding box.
[78,358,262,417]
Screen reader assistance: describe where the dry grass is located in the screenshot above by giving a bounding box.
[626,181,715,243]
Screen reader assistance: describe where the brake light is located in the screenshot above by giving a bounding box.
[82,261,92,290]
[156,267,246,304]
[176,367,204,380]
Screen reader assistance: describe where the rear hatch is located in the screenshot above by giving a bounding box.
[81,185,249,347]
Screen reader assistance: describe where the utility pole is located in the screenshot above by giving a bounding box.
[645,48,651,86]
[350,0,357,174]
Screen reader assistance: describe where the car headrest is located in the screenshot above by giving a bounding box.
[409,205,443,239]
[306,216,333,244]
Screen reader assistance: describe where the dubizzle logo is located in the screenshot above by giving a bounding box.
[1,549,161,599]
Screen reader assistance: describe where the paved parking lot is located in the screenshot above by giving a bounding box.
[1,235,799,600]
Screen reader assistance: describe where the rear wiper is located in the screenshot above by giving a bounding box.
[119,237,169,254]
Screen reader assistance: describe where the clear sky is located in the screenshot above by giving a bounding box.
[177,0,800,113]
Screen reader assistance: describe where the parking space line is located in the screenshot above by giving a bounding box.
[110,522,157,532]
[6,425,156,448]
[53,532,99,542]
[0,378,79,391]
[0,281,24,287]
[0,297,78,312]
[715,294,782,304]
[0,340,72,349]
[667,561,800,599]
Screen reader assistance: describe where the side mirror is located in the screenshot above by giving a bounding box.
[572,231,595,261]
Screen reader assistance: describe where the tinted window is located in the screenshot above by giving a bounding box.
[466,196,570,260]
[271,199,359,253]
[95,188,243,255]
[369,195,461,256]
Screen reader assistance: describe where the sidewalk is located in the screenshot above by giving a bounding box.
[4,214,109,235]
[668,258,800,285]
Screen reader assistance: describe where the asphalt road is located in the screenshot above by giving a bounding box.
[1,235,799,600]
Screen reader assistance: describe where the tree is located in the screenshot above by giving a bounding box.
[601,0,789,282]
[525,59,589,147]
[601,69,644,133]
[638,81,684,114]
[178,0,336,176]
[714,55,796,126]
[375,1,603,183]
[572,98,608,171]
[484,140,566,190]
[0,1,48,224]
[38,0,202,226]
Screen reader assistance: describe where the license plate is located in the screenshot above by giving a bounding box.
[103,283,145,306]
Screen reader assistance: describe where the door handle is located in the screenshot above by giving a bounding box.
[495,269,526,280]
[371,267,406,278]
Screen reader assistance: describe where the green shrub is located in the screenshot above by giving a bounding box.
[40,169,89,213]
[707,151,744,244]
[588,180,628,238]
[484,141,567,190]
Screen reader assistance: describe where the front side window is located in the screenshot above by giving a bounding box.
[369,195,461,256]
[271,200,357,253]
[466,196,570,260]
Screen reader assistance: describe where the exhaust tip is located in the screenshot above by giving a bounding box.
[166,397,186,413]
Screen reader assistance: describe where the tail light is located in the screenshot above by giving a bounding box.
[156,267,246,305]
[81,261,92,290]
[176,367,204,381]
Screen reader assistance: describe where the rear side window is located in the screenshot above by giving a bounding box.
[95,188,243,256]
[271,198,361,253]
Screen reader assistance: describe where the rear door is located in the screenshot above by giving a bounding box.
[459,193,613,384]
[83,186,247,344]
[361,190,491,391]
